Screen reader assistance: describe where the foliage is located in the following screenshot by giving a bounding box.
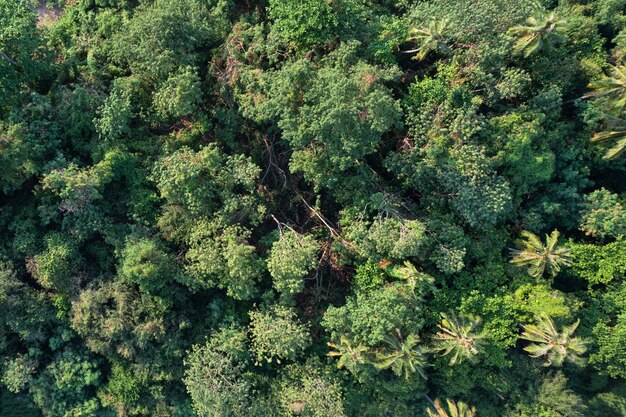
[586,65,626,158]
[385,261,435,300]
[70,282,169,361]
[342,216,427,262]
[267,0,363,52]
[249,306,311,364]
[590,126,626,159]
[510,230,572,279]
[353,261,386,292]
[374,330,426,379]
[277,361,346,417]
[519,314,589,367]
[0,123,36,193]
[508,12,568,57]
[586,65,626,117]
[405,19,451,61]
[508,372,588,417]
[0,0,624,416]
[241,41,401,191]
[152,66,203,121]
[29,349,101,417]
[592,314,626,378]
[185,223,263,299]
[28,232,81,294]
[426,399,476,417]
[322,281,424,347]
[154,144,261,220]
[327,336,370,375]
[184,335,251,417]
[432,313,485,365]
[569,239,626,285]
[267,230,319,296]
[580,189,626,239]
[117,237,179,293]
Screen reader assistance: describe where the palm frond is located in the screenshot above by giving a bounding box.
[519,315,589,367]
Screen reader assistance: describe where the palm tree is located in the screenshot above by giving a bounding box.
[404,19,451,61]
[374,330,427,379]
[584,65,626,117]
[591,125,626,160]
[507,12,567,57]
[432,313,485,365]
[519,314,590,367]
[509,230,572,278]
[386,261,436,300]
[426,399,477,417]
[327,336,369,374]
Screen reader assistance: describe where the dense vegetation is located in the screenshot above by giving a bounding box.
[1,0,626,416]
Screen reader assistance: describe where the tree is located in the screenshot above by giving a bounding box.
[184,336,251,417]
[342,216,427,262]
[385,261,436,301]
[322,282,424,347]
[152,65,202,121]
[439,146,513,231]
[585,65,626,117]
[99,362,150,416]
[432,313,485,365]
[0,0,45,114]
[267,0,359,51]
[70,282,170,361]
[512,372,588,417]
[519,314,589,367]
[94,81,132,143]
[277,361,346,417]
[29,349,101,417]
[426,399,476,417]
[28,232,81,294]
[0,263,53,343]
[117,237,179,293]
[590,124,626,160]
[249,306,311,364]
[241,41,402,192]
[267,230,319,296]
[510,230,572,279]
[404,19,451,61]
[0,122,36,193]
[185,223,263,300]
[534,372,587,417]
[1,354,36,393]
[103,0,229,82]
[0,0,625,415]
[374,330,426,379]
[153,144,262,222]
[569,239,626,285]
[592,312,626,379]
[580,188,626,238]
[327,336,370,374]
[585,65,626,158]
[508,12,567,57]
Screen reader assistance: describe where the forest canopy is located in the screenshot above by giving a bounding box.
[1,0,626,416]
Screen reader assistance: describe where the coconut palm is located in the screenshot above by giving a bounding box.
[327,336,369,374]
[386,261,436,300]
[509,230,572,278]
[591,125,626,160]
[584,65,626,117]
[432,313,485,365]
[508,13,567,57]
[404,19,451,61]
[374,330,426,379]
[520,314,590,367]
[426,399,477,417]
